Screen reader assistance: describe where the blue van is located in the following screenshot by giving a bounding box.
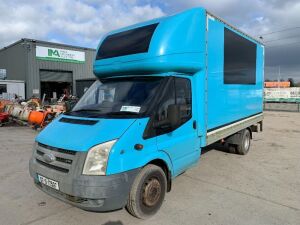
[29,8,264,219]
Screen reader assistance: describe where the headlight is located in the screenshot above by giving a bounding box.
[82,140,117,175]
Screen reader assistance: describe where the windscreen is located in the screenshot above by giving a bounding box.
[69,77,163,118]
[96,23,159,60]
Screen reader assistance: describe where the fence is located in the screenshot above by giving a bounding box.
[264,87,300,103]
[264,102,300,112]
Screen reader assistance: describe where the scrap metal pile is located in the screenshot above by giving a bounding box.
[0,96,78,128]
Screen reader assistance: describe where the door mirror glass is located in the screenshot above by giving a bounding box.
[153,104,180,129]
[167,104,181,128]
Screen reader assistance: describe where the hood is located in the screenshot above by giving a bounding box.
[36,115,136,151]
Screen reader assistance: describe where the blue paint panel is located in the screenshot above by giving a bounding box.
[206,18,264,131]
[36,115,136,151]
[106,118,174,175]
[93,8,206,77]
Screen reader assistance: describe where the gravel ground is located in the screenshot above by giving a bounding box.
[0,111,299,225]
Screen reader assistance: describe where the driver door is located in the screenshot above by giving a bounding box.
[155,77,200,177]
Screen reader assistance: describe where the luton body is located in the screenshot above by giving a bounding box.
[29,7,264,218]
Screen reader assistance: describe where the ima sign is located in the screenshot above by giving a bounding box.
[36,46,85,63]
[48,49,60,57]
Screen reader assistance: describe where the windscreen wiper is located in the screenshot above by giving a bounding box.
[72,109,102,112]
[105,111,139,116]
[64,109,103,116]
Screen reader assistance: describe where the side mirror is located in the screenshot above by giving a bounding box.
[153,104,181,129]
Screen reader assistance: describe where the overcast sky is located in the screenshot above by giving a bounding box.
[1,0,300,81]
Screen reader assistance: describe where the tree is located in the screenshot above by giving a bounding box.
[288,78,295,87]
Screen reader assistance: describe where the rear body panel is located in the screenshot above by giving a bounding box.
[206,16,264,134]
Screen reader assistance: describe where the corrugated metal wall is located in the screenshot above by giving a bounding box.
[0,41,27,81]
[25,40,96,98]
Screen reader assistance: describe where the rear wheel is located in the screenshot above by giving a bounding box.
[126,164,167,219]
[236,129,251,155]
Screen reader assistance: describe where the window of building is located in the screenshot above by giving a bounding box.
[96,23,159,60]
[224,28,257,84]
[0,84,7,94]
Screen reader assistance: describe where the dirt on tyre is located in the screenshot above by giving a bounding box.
[126,164,167,219]
[236,129,251,155]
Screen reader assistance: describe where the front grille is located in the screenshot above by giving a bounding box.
[36,159,69,173]
[35,142,77,173]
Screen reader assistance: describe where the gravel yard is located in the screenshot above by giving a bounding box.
[0,111,299,225]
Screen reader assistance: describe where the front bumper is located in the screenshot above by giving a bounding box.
[29,143,140,212]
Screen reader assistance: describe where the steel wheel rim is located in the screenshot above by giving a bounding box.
[244,132,250,150]
[142,177,161,207]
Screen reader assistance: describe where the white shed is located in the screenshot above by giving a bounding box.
[0,80,25,100]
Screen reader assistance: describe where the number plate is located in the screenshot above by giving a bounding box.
[38,174,59,190]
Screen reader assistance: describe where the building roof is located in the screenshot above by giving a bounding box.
[0,38,96,52]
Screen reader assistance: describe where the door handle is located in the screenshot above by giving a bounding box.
[193,120,197,129]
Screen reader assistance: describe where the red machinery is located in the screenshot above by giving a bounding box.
[0,112,9,127]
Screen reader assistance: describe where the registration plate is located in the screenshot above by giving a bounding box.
[38,174,59,190]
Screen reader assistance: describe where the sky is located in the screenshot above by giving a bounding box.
[0,0,300,81]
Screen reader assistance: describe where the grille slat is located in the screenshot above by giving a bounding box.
[38,143,76,155]
[36,159,69,173]
[35,154,71,169]
[36,150,44,156]
[55,156,72,164]
[36,146,74,161]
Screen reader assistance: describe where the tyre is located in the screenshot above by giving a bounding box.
[236,129,251,155]
[126,164,167,219]
[228,145,236,154]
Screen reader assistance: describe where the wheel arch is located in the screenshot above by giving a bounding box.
[246,127,253,139]
[139,150,173,192]
[147,158,172,192]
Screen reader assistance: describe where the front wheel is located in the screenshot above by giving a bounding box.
[126,164,167,219]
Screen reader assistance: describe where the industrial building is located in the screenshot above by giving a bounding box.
[0,38,96,100]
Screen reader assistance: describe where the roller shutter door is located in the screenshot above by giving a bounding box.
[76,79,95,97]
[40,70,73,82]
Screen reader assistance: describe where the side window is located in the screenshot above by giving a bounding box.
[157,79,175,122]
[96,23,159,60]
[224,27,257,84]
[175,78,192,123]
[143,77,193,139]
[156,77,192,133]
